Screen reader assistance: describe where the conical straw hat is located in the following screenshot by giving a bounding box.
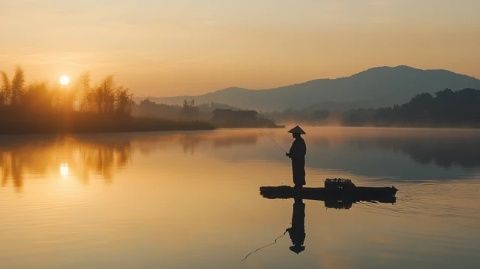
[288,125,306,135]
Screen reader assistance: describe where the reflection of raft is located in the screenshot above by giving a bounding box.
[260,178,397,209]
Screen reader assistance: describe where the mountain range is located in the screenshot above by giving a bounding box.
[150,65,480,112]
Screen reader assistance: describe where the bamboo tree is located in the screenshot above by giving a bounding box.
[21,82,52,112]
[115,87,133,116]
[0,71,10,106]
[78,73,90,111]
[88,76,116,114]
[11,67,25,106]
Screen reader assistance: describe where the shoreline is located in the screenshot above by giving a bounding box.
[0,115,215,135]
[3,123,480,136]
[0,115,285,135]
[276,123,480,130]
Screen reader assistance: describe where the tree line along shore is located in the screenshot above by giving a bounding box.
[0,67,280,134]
[267,88,480,128]
[0,67,215,134]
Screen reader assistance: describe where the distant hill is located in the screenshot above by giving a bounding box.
[152,65,480,112]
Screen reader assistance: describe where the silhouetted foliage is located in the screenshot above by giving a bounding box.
[0,66,211,133]
[134,99,279,128]
[0,67,133,115]
[115,88,134,116]
[78,75,133,116]
[342,88,480,127]
[181,99,199,118]
[10,67,25,106]
[0,71,11,106]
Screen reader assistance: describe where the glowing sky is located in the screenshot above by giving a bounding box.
[0,0,479,96]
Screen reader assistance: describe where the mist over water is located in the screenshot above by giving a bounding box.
[0,127,479,269]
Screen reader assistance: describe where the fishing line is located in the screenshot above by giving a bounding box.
[241,229,288,262]
[259,130,289,153]
[267,135,288,153]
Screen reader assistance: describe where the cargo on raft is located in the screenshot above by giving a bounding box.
[260,178,397,209]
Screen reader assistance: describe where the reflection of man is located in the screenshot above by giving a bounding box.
[286,198,306,254]
[286,126,307,188]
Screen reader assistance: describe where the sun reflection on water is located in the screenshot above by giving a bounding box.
[59,163,70,178]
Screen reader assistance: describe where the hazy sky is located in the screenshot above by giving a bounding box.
[1,0,479,96]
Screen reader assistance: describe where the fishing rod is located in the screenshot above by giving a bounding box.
[241,229,288,262]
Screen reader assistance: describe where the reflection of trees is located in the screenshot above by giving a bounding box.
[133,131,259,155]
[0,130,261,192]
[309,129,480,169]
[178,135,202,155]
[0,136,131,192]
[1,152,24,191]
[78,139,131,184]
[362,135,480,168]
[177,132,258,154]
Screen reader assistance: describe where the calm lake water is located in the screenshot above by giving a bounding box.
[0,127,479,269]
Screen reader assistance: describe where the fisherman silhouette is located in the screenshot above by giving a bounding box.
[286,126,307,188]
[286,198,306,254]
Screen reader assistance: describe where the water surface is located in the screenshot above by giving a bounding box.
[0,127,479,269]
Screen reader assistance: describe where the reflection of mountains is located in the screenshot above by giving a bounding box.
[0,135,131,192]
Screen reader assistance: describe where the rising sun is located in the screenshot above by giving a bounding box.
[59,75,71,86]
